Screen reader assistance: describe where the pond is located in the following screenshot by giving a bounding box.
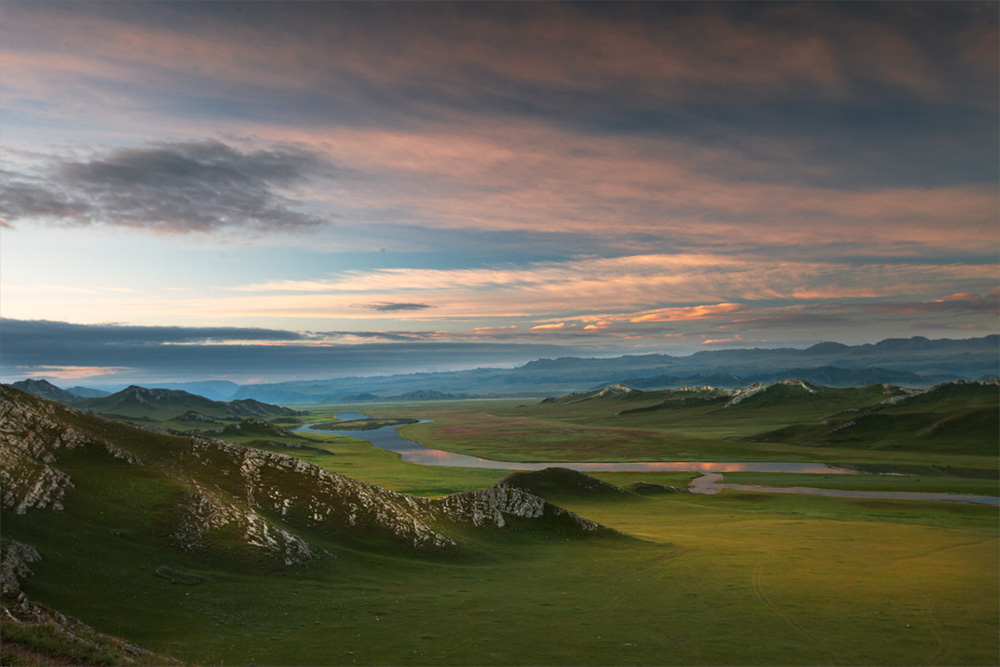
[298,415,999,506]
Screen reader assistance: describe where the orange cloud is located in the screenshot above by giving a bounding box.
[630,303,746,323]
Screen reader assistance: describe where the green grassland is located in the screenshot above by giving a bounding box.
[359,383,999,476]
[3,383,998,665]
[7,463,997,666]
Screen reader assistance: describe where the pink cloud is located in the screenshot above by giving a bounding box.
[239,122,998,255]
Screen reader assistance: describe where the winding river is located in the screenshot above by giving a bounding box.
[299,415,999,506]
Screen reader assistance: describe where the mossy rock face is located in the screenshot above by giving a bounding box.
[498,467,630,501]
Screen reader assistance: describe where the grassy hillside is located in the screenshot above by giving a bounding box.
[3,385,998,666]
[743,381,1000,456]
[380,381,998,470]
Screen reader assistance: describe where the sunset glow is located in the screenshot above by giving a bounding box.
[0,1,996,384]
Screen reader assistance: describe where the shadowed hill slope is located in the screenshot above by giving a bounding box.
[1,385,616,562]
[1,384,621,663]
[741,380,1000,454]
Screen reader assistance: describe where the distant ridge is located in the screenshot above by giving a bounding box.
[76,385,304,421]
[621,366,927,390]
[231,335,998,403]
[10,378,81,403]
[12,335,997,405]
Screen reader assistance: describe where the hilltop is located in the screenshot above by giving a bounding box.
[10,378,83,403]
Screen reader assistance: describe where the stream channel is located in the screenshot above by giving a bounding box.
[298,413,999,506]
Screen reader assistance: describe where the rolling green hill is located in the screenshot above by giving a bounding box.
[388,379,997,467]
[744,380,1000,455]
[0,385,616,664]
[1,384,998,665]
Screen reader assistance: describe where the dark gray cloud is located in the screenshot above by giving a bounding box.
[0,319,308,347]
[353,302,432,312]
[0,318,583,384]
[0,141,332,233]
[869,292,1000,316]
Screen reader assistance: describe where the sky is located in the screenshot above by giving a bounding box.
[0,1,997,386]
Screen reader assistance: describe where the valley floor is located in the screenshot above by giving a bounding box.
[9,473,998,666]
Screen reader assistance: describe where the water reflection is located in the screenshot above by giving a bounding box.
[299,417,852,474]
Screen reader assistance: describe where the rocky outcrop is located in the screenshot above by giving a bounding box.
[1,386,617,565]
[595,384,636,398]
[174,480,317,565]
[438,487,545,528]
[0,386,142,515]
[1,540,41,605]
[182,438,456,550]
[724,379,818,407]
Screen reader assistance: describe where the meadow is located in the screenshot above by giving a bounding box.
[3,385,998,666]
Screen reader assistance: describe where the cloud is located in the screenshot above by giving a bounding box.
[630,303,746,323]
[0,318,310,347]
[0,318,589,384]
[700,335,749,346]
[181,253,998,329]
[314,330,430,342]
[869,291,1000,316]
[7,2,990,118]
[0,141,333,234]
[353,302,433,312]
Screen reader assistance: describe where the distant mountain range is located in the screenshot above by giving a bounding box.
[9,380,303,421]
[10,335,998,404]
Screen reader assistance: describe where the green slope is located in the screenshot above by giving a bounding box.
[3,385,998,666]
[745,381,999,455]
